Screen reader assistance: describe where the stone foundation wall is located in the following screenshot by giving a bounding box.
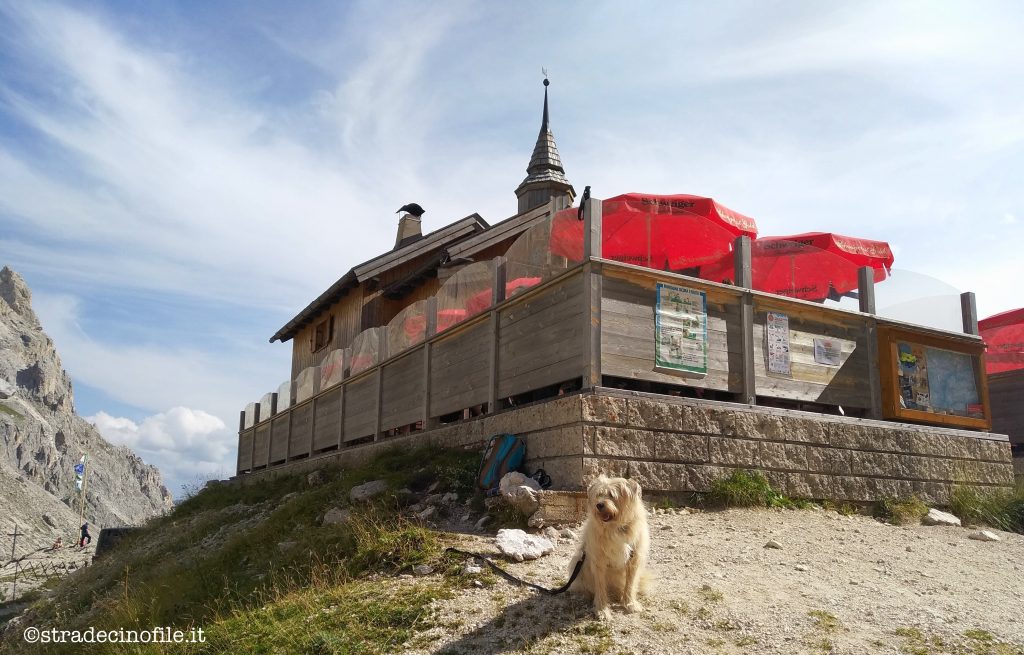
[232,389,1014,506]
[576,391,1014,505]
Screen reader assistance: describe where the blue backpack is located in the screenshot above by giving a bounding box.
[477,434,526,491]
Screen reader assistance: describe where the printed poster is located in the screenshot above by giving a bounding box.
[813,338,842,366]
[765,311,791,375]
[655,283,707,375]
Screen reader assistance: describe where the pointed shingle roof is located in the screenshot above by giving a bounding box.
[515,79,574,211]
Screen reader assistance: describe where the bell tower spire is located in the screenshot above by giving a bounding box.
[515,74,575,214]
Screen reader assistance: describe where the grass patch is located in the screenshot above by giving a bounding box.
[707,470,808,509]
[874,495,929,525]
[0,403,22,419]
[892,626,1023,655]
[2,445,480,655]
[950,480,1024,534]
[808,609,842,633]
[185,578,447,655]
[698,584,724,603]
[822,500,860,516]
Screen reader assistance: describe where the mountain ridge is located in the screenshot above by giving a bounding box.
[0,265,172,554]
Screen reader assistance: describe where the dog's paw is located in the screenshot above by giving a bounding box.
[595,606,613,622]
[624,600,644,614]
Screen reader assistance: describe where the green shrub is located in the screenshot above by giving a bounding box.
[950,480,1024,534]
[707,470,799,509]
[873,496,928,525]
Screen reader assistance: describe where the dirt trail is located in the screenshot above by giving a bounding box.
[409,507,1024,655]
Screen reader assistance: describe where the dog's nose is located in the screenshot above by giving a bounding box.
[596,502,605,511]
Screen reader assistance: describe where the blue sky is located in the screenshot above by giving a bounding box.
[1,0,1021,497]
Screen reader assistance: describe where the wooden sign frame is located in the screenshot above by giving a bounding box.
[877,326,991,430]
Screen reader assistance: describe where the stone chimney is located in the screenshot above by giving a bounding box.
[395,213,423,249]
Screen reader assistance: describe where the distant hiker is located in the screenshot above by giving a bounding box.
[79,523,91,547]
[51,536,63,550]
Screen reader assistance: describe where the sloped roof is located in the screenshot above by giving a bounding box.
[269,213,488,343]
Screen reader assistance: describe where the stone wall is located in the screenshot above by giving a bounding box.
[232,388,1014,506]
[576,391,1014,505]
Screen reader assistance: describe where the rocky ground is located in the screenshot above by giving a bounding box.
[407,506,1023,655]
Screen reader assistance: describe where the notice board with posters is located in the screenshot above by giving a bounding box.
[877,326,991,430]
[655,282,708,376]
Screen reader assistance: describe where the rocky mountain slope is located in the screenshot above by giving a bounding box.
[0,266,172,554]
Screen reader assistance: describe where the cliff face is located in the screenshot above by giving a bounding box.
[0,266,172,551]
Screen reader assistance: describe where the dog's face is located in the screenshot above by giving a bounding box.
[587,475,642,524]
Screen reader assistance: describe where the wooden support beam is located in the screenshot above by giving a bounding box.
[733,236,752,288]
[734,236,756,405]
[488,258,506,413]
[422,296,438,430]
[960,291,978,336]
[374,327,388,441]
[858,267,876,315]
[583,198,603,389]
[864,317,883,419]
[583,197,602,260]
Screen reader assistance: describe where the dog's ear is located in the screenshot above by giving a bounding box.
[629,479,642,499]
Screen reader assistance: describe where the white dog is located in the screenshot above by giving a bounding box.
[569,474,650,620]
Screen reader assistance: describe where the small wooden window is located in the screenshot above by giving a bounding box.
[312,315,334,352]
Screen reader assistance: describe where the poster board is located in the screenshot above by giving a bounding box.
[766,311,791,376]
[877,326,990,429]
[655,283,708,376]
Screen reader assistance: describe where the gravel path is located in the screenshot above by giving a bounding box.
[407,507,1024,655]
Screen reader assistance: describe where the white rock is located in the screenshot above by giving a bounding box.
[544,526,560,541]
[499,472,541,516]
[463,564,483,575]
[764,540,783,550]
[460,513,472,522]
[475,516,492,530]
[795,564,809,572]
[560,528,576,540]
[0,378,15,399]
[494,528,555,561]
[350,480,389,503]
[322,507,351,526]
[968,530,1001,542]
[922,508,961,527]
[442,492,459,503]
[412,564,433,576]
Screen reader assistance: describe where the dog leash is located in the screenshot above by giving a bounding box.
[444,547,585,596]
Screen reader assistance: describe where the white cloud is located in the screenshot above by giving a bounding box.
[87,407,233,497]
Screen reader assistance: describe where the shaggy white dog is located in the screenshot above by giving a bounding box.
[569,474,650,620]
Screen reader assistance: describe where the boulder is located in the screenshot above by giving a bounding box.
[322,507,351,526]
[0,378,14,399]
[494,528,554,561]
[350,480,389,503]
[922,509,961,527]
[968,530,1001,542]
[306,470,327,487]
[499,471,541,516]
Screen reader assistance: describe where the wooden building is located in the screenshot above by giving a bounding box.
[236,83,1014,501]
[270,80,575,381]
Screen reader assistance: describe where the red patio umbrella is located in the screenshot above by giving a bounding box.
[979,308,1024,374]
[699,232,894,301]
[549,193,757,270]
